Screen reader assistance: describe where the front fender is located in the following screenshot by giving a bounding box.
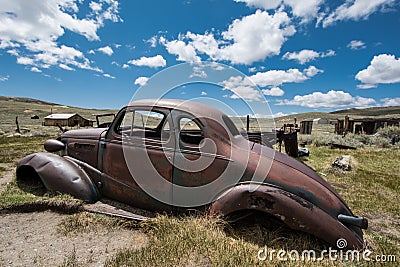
[16,152,100,203]
[209,183,364,250]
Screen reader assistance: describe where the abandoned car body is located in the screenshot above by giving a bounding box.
[17,99,367,250]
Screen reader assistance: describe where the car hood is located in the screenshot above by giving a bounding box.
[62,128,107,140]
[249,142,353,218]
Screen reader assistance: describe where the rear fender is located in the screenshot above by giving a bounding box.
[209,183,364,250]
[16,152,100,203]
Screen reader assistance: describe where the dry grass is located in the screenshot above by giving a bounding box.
[0,125,398,266]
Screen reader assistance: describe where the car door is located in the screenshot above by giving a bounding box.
[170,110,231,208]
[100,107,174,212]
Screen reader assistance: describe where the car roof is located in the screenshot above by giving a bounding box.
[127,98,226,119]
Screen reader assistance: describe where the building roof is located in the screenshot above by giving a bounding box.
[44,113,78,119]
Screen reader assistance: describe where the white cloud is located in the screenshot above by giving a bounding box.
[59,63,74,71]
[219,66,322,101]
[217,10,295,64]
[248,67,257,73]
[262,87,285,96]
[160,10,295,65]
[189,66,207,78]
[89,1,102,13]
[250,66,322,87]
[128,55,166,68]
[103,73,115,79]
[303,65,324,77]
[122,64,130,69]
[381,97,400,106]
[356,54,400,86]
[98,46,113,56]
[160,37,200,63]
[0,0,121,71]
[30,67,41,72]
[0,75,9,81]
[357,83,377,89]
[201,91,208,96]
[134,76,149,86]
[277,90,376,108]
[234,0,281,10]
[234,0,322,22]
[252,112,287,118]
[146,36,158,48]
[220,76,262,101]
[322,0,395,27]
[347,40,366,50]
[282,49,335,64]
[17,56,35,65]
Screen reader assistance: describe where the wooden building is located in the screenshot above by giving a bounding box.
[44,113,93,127]
[299,120,313,135]
[335,116,400,135]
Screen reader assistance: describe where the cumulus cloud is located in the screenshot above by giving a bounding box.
[262,87,285,96]
[128,55,166,68]
[160,10,295,65]
[250,66,323,87]
[134,76,149,86]
[381,97,400,106]
[160,37,200,63]
[347,40,366,50]
[322,0,395,27]
[97,46,113,56]
[282,49,335,64]
[277,90,376,108]
[0,0,121,71]
[216,11,295,64]
[220,76,262,101]
[219,66,323,101]
[356,54,400,86]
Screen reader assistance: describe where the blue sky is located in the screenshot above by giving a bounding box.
[0,0,399,117]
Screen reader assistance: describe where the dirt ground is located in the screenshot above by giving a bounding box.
[0,166,148,267]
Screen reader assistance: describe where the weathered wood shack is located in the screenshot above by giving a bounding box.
[44,113,93,127]
[299,120,313,134]
[335,116,400,135]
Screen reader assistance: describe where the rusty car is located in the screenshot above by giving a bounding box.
[16,99,367,250]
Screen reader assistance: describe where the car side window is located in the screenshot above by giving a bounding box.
[117,109,170,141]
[179,117,204,145]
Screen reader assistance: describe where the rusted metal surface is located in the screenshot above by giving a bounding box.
[83,202,149,221]
[17,152,99,203]
[209,183,364,249]
[16,98,368,250]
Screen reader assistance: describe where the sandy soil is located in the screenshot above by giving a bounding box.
[0,211,148,266]
[0,167,148,266]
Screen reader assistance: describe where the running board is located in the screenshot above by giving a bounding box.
[83,201,150,221]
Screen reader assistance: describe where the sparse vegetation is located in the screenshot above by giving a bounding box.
[57,212,139,236]
[0,97,399,266]
[298,126,400,149]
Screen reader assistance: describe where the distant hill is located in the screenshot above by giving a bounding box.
[0,96,117,131]
[329,106,400,117]
[0,95,399,131]
[0,96,60,106]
